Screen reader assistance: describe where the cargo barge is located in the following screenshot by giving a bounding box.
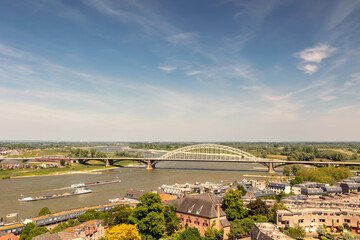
[18,188,92,202]
[71,179,120,188]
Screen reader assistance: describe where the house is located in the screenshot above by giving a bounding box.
[340,182,360,193]
[250,222,293,240]
[32,232,73,240]
[123,189,147,203]
[61,219,105,239]
[165,193,231,239]
[0,231,19,240]
[268,182,291,194]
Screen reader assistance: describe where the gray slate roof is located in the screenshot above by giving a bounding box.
[166,193,226,219]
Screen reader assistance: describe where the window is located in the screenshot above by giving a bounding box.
[345,219,351,223]
[320,219,325,223]
[330,214,334,216]
[324,213,328,216]
[298,219,304,224]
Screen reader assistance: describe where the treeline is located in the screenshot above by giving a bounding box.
[115,151,143,158]
[293,167,353,185]
[69,148,107,158]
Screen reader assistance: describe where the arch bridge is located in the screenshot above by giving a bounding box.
[3,144,360,173]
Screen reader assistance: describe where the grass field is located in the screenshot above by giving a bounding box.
[0,160,138,179]
[8,148,70,158]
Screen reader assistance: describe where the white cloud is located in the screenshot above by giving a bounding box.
[298,64,318,74]
[158,66,177,72]
[297,44,336,63]
[296,44,336,74]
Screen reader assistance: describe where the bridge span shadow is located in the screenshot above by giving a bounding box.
[121,165,268,173]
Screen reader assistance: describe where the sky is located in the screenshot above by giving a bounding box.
[0,0,359,142]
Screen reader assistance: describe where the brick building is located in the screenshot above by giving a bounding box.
[165,193,231,239]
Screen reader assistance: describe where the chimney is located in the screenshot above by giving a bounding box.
[216,204,220,218]
[184,191,187,198]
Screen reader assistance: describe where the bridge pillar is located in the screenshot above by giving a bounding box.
[105,159,114,167]
[268,162,275,174]
[146,160,157,170]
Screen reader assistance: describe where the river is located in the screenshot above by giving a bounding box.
[0,161,278,221]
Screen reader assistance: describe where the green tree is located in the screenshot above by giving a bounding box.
[204,226,224,240]
[267,202,287,222]
[343,232,355,240]
[104,205,133,227]
[132,193,165,239]
[228,215,267,238]
[177,227,202,240]
[90,148,97,158]
[20,223,49,240]
[291,165,301,175]
[285,224,305,239]
[77,209,108,222]
[283,166,291,176]
[247,199,269,216]
[316,225,326,236]
[60,159,65,166]
[237,185,247,195]
[290,176,303,187]
[38,207,51,216]
[221,189,248,221]
[164,204,181,236]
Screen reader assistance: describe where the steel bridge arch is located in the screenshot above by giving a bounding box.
[159,144,256,160]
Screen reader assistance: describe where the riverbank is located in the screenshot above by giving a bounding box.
[0,160,139,179]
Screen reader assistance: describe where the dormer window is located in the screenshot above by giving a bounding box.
[188,204,195,213]
[196,205,203,215]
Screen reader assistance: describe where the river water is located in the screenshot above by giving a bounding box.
[0,161,276,221]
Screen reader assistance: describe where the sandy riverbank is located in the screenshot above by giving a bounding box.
[6,167,119,179]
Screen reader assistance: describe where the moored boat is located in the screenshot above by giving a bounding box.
[18,188,92,202]
[71,178,120,188]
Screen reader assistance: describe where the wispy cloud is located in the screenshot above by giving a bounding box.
[296,44,336,74]
[298,64,318,74]
[297,44,337,63]
[158,66,177,72]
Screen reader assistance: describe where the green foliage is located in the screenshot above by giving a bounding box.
[115,151,144,158]
[38,207,51,216]
[164,204,181,236]
[285,224,305,239]
[247,199,269,216]
[69,148,89,157]
[296,167,353,185]
[237,185,247,195]
[228,215,267,237]
[290,176,303,187]
[283,166,291,176]
[77,209,108,222]
[336,225,344,232]
[316,225,326,236]
[267,202,287,222]
[291,165,301,175]
[60,159,65,166]
[343,232,355,240]
[132,193,165,239]
[50,218,80,234]
[176,227,202,240]
[90,148,97,157]
[221,189,248,221]
[104,205,133,227]
[20,223,49,240]
[204,227,223,240]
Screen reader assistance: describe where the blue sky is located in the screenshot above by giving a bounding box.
[0,0,359,141]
